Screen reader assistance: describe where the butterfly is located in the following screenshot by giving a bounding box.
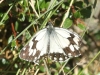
[19,22,81,63]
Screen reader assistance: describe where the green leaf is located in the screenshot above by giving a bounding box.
[40,0,46,10]
[80,6,91,18]
[8,35,13,44]
[73,11,81,18]
[15,21,19,31]
[77,23,86,30]
[63,18,73,28]
[14,63,18,68]
[55,62,61,69]
[25,31,31,40]
[39,66,45,72]
[62,4,66,9]
[64,66,70,73]
[11,40,16,48]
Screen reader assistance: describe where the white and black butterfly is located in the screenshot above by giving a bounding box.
[19,22,81,63]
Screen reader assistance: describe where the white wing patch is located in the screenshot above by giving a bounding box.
[55,27,71,38]
[19,22,81,63]
[50,32,64,54]
[69,45,75,52]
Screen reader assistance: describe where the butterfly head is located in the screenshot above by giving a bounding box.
[46,22,54,34]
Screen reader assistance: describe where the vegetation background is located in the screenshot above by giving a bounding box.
[0,0,100,75]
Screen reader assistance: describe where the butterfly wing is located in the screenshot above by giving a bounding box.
[19,23,81,63]
[44,27,81,62]
[19,28,49,63]
[48,31,68,61]
[54,27,81,58]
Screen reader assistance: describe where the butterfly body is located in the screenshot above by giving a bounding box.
[19,22,81,63]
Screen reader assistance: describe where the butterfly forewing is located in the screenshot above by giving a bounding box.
[19,22,81,63]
